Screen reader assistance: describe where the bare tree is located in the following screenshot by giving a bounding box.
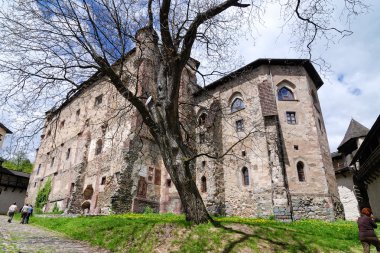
[0,0,366,223]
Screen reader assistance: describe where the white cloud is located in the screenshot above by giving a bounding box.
[233,0,380,152]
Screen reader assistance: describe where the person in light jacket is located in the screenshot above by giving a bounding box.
[7,202,18,223]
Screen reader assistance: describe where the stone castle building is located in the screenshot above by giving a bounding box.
[25,32,342,220]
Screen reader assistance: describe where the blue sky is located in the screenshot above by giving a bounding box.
[1,0,379,158]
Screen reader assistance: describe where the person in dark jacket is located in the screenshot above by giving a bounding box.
[358,208,380,253]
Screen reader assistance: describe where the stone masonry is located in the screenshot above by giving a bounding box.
[25,30,342,220]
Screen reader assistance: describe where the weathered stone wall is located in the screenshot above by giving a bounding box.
[27,55,341,221]
[336,173,360,220]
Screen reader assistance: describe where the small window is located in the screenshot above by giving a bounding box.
[286,112,296,124]
[154,169,161,185]
[199,133,206,144]
[50,157,55,168]
[236,119,244,132]
[201,161,206,167]
[94,94,103,106]
[85,119,90,127]
[115,172,120,181]
[242,167,249,186]
[311,90,318,104]
[318,119,324,134]
[278,87,295,101]
[70,183,75,193]
[294,145,299,150]
[36,164,41,175]
[95,139,103,155]
[297,161,305,182]
[148,167,154,182]
[34,182,37,188]
[76,109,81,116]
[66,148,71,160]
[198,113,207,126]
[60,120,65,128]
[166,179,172,187]
[231,98,245,113]
[47,130,51,136]
[242,151,246,157]
[201,176,207,193]
[101,176,106,185]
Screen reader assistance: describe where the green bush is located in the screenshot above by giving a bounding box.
[35,177,52,213]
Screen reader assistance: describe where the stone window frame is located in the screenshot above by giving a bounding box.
[296,160,306,182]
[101,176,106,185]
[276,80,297,101]
[36,164,41,175]
[197,112,208,126]
[201,176,207,193]
[66,148,71,160]
[286,111,297,125]
[230,97,245,113]
[94,94,103,107]
[199,132,206,144]
[235,119,244,132]
[242,167,249,186]
[95,139,103,155]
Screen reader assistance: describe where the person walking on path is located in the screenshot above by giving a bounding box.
[25,204,33,224]
[358,207,380,253]
[7,202,18,223]
[20,203,29,224]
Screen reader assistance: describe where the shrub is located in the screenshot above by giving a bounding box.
[35,177,52,213]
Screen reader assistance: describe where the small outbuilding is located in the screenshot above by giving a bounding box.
[0,160,30,214]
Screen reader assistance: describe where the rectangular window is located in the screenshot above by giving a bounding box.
[101,176,106,185]
[66,148,71,160]
[60,120,65,128]
[94,94,103,106]
[148,167,154,182]
[34,182,37,187]
[235,119,244,132]
[76,109,80,116]
[36,164,41,175]
[286,112,297,124]
[199,133,206,144]
[50,157,55,168]
[154,169,161,185]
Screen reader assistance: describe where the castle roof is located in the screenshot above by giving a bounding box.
[0,122,12,134]
[337,119,369,152]
[194,58,323,96]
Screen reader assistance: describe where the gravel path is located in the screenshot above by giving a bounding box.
[0,215,110,253]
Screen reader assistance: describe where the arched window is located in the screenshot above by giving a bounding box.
[297,161,305,182]
[278,87,295,101]
[198,113,207,126]
[231,98,245,113]
[242,167,249,186]
[201,176,207,193]
[95,139,103,155]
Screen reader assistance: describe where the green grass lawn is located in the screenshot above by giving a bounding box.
[25,213,371,253]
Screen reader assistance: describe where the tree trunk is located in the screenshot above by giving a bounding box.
[156,137,211,224]
[168,160,212,224]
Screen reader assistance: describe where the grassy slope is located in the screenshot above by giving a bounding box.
[27,213,370,253]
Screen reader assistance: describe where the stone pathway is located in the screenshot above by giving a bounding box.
[0,215,110,253]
